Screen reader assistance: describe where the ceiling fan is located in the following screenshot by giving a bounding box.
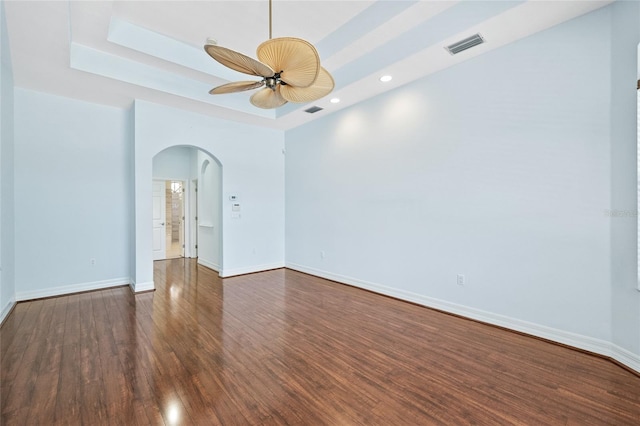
[203,0,334,109]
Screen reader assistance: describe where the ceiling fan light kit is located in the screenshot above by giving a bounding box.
[204,0,334,109]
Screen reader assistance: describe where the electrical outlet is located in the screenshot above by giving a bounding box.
[457,274,465,286]
[90,258,96,266]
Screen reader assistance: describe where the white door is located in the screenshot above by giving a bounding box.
[152,180,167,260]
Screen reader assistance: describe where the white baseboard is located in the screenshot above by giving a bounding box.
[131,281,155,293]
[286,262,640,375]
[197,258,220,272]
[0,298,16,326]
[220,262,285,278]
[611,344,640,373]
[16,277,130,301]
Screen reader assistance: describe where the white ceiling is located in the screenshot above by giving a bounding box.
[4,0,612,130]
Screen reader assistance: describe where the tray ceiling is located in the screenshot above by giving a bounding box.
[4,1,612,130]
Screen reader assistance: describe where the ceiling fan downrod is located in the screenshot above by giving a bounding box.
[269,0,272,40]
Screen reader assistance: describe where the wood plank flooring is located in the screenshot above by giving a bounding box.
[1,258,639,425]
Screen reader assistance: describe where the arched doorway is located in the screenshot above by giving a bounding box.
[132,141,223,293]
[152,145,223,270]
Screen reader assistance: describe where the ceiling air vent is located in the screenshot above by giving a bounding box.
[446,34,485,55]
[304,106,324,114]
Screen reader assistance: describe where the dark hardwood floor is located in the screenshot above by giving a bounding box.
[1,258,639,425]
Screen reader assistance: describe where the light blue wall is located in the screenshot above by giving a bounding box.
[0,0,15,320]
[196,150,222,270]
[14,89,132,297]
[127,105,135,284]
[286,7,614,346]
[610,0,640,357]
[153,146,194,180]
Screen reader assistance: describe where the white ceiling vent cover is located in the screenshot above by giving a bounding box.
[446,34,485,55]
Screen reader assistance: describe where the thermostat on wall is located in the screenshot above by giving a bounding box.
[229,194,239,201]
[232,203,241,212]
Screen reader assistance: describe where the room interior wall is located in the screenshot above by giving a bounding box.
[13,88,132,299]
[152,146,193,180]
[127,104,135,291]
[133,100,284,288]
[0,0,16,322]
[609,0,640,364]
[285,6,630,365]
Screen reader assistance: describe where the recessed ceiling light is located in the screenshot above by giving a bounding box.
[330,98,340,104]
[380,75,392,82]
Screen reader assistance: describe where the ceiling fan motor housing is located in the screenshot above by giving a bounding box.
[265,72,286,91]
[265,77,277,90]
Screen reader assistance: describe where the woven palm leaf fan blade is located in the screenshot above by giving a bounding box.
[205,43,274,95]
[251,85,288,109]
[256,38,320,88]
[280,67,334,103]
[205,44,274,78]
[209,81,265,95]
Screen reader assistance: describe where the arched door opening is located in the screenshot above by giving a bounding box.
[152,146,222,273]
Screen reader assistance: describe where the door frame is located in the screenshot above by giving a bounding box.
[152,179,167,260]
[153,177,194,259]
[190,179,198,259]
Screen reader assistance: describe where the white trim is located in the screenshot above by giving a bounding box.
[151,177,193,260]
[286,263,640,375]
[220,262,284,278]
[16,277,130,301]
[611,344,640,373]
[0,298,16,325]
[183,179,192,259]
[132,281,155,293]
[197,258,220,272]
